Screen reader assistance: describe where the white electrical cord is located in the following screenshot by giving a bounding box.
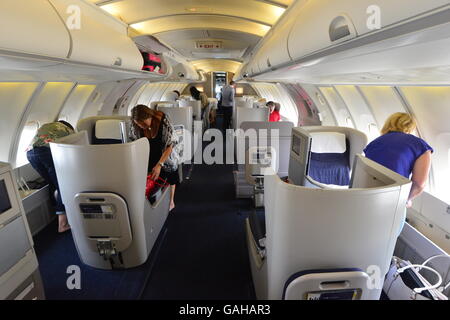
[421,254,450,291]
[396,264,443,295]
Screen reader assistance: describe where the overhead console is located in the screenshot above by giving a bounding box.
[238,0,450,81]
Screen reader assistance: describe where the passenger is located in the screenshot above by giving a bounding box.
[189,86,209,119]
[363,112,433,233]
[130,105,181,211]
[267,101,281,122]
[221,80,236,131]
[26,120,74,233]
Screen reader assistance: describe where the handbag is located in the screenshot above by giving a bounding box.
[383,256,449,300]
[145,175,169,199]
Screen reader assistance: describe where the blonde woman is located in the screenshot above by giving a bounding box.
[364,113,433,232]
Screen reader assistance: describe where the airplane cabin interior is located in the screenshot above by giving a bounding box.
[0,0,450,303]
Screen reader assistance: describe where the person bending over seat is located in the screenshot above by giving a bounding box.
[267,101,281,122]
[364,112,433,234]
[190,86,209,119]
[130,105,181,211]
[26,120,74,233]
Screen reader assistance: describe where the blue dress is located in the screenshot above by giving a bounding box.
[364,131,433,235]
[363,131,433,178]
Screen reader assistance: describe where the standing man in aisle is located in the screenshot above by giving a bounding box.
[221,80,236,132]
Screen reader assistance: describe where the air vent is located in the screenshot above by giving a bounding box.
[329,15,356,42]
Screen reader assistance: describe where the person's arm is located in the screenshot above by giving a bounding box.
[407,150,432,207]
[150,144,173,180]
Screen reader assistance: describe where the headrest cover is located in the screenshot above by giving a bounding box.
[95,119,122,140]
[310,132,347,154]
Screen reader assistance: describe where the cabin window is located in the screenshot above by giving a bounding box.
[15,121,40,168]
[359,86,407,130]
[12,82,75,167]
[0,82,40,165]
[251,83,299,125]
[400,86,450,203]
[334,85,379,141]
[319,87,355,129]
[58,85,96,126]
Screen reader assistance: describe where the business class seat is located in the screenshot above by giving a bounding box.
[246,154,412,300]
[233,107,269,131]
[50,117,171,269]
[156,105,193,164]
[235,121,294,198]
[77,115,130,144]
[300,127,368,188]
[179,99,202,121]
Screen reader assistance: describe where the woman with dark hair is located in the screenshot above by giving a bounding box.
[189,86,209,118]
[26,120,75,233]
[267,101,281,122]
[130,105,181,211]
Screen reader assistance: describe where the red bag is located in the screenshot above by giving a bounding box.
[145,175,168,199]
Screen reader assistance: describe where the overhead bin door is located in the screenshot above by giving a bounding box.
[256,12,296,73]
[49,0,143,70]
[0,0,70,59]
[288,0,450,62]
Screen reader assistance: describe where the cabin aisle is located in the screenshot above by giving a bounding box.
[140,162,255,299]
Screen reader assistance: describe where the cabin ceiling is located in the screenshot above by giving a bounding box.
[88,0,293,73]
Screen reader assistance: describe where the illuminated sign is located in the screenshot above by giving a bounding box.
[196,41,223,49]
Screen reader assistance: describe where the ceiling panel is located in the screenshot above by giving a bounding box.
[130,15,271,37]
[89,0,294,72]
[98,0,286,26]
[191,59,242,73]
[155,29,260,60]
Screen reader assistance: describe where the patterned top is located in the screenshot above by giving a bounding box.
[129,114,182,172]
[28,122,74,149]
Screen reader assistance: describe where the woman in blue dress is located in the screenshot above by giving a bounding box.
[364,113,433,233]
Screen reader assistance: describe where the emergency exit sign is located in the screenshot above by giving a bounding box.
[196,41,222,49]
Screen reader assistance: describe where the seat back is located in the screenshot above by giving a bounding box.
[302,127,367,187]
[92,119,124,145]
[77,116,130,144]
[308,132,350,186]
[238,121,294,176]
[150,101,177,110]
[234,107,269,130]
[179,99,202,120]
[263,155,411,299]
[157,106,193,162]
[50,133,171,270]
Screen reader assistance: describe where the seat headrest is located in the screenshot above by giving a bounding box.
[164,92,179,102]
[95,119,122,140]
[310,132,347,153]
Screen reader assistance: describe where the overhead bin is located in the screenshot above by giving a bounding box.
[0,0,70,59]
[255,12,296,74]
[49,0,143,70]
[288,0,450,61]
[241,0,450,78]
